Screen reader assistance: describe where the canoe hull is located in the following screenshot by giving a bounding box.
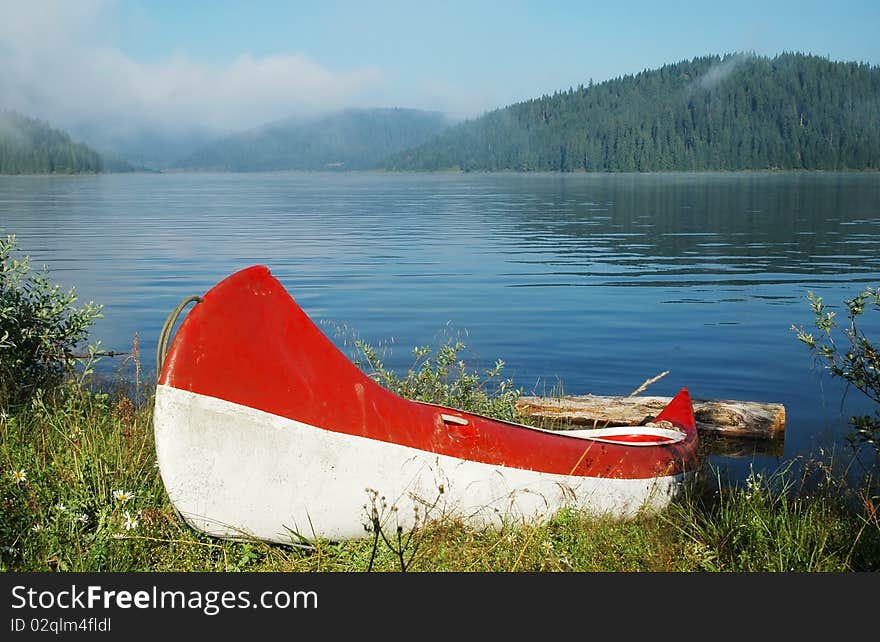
[154,265,700,543]
[156,385,690,543]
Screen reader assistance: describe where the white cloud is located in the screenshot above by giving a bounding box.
[0,2,384,135]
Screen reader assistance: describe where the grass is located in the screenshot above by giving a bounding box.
[1,340,879,572]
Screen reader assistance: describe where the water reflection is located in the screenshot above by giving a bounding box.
[478,172,880,290]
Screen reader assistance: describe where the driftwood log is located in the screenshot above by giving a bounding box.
[516,394,786,441]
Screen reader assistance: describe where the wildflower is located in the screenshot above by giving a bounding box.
[541,540,554,553]
[55,502,67,512]
[32,524,42,532]
[76,513,89,524]
[11,469,26,484]
[744,470,763,501]
[122,511,139,531]
[112,489,134,503]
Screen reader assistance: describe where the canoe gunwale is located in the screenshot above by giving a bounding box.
[413,399,689,446]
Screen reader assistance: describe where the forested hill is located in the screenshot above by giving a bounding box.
[0,111,104,174]
[173,108,452,171]
[385,53,880,172]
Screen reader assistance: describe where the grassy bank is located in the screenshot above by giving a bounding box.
[2,361,878,573]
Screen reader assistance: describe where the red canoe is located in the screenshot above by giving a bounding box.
[154,265,700,543]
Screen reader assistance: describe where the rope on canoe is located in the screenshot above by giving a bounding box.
[156,295,203,375]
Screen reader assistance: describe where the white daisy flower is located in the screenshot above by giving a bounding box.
[122,511,139,531]
[112,489,134,502]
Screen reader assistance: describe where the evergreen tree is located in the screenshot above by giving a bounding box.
[0,111,104,174]
[386,53,880,172]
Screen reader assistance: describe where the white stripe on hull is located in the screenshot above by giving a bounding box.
[155,385,688,543]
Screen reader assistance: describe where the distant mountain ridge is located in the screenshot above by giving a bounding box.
[5,52,877,175]
[172,108,452,171]
[384,52,880,172]
[0,111,106,174]
[71,123,212,172]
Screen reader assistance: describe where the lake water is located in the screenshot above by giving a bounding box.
[1,171,878,483]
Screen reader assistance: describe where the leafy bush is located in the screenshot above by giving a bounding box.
[354,339,522,422]
[0,235,103,404]
[793,287,880,455]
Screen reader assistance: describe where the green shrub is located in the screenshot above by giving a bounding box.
[353,339,522,422]
[793,287,880,456]
[0,235,103,404]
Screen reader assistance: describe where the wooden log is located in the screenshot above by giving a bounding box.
[516,394,786,440]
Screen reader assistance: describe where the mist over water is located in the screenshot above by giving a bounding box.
[1,170,878,483]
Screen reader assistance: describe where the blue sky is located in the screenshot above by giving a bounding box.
[2,0,878,134]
